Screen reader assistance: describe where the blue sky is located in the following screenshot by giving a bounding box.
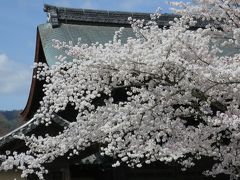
[0,0,190,110]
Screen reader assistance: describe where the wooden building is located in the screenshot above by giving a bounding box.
[0,4,230,180]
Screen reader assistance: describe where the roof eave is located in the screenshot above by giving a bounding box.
[21,28,47,120]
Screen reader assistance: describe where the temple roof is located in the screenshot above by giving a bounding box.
[21,4,203,120]
[0,114,69,152]
[39,4,180,66]
[38,23,135,65]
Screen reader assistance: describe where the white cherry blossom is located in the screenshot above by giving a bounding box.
[1,1,240,179]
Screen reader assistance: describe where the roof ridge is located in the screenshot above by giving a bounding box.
[44,4,178,28]
[44,4,177,16]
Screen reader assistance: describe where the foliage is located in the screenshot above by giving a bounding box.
[0,110,22,136]
[1,0,240,179]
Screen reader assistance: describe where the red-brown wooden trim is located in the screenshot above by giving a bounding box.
[21,28,46,120]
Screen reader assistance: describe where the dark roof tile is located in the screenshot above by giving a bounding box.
[44,4,179,27]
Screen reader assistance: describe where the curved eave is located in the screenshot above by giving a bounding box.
[21,28,46,120]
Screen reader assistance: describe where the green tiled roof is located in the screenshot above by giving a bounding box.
[39,4,180,66]
[38,23,135,66]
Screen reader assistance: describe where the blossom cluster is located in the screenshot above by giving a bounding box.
[1,1,240,179]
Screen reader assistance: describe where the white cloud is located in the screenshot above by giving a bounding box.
[0,54,31,95]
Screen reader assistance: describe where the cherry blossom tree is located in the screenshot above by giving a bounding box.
[1,0,240,179]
